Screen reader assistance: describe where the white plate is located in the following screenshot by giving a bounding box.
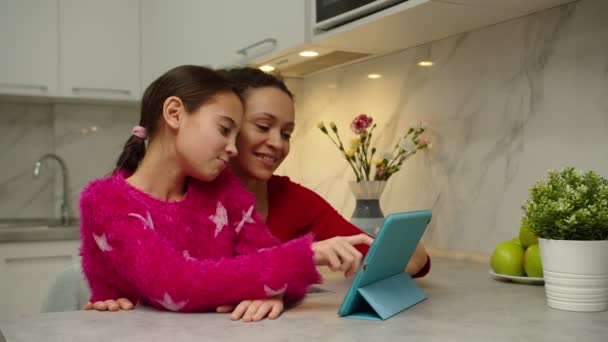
[488,270,544,285]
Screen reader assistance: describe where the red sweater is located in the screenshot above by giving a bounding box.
[80,171,320,312]
[265,175,430,278]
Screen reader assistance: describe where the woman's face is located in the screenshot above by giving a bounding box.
[175,92,244,181]
[230,86,295,181]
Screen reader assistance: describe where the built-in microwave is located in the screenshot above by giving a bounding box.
[313,0,408,33]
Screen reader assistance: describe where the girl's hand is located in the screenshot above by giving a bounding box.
[216,295,284,322]
[312,234,373,277]
[82,298,134,311]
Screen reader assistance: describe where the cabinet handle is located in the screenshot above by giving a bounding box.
[72,87,131,96]
[0,83,48,93]
[5,255,72,265]
[236,38,278,57]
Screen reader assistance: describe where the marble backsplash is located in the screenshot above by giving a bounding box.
[278,0,608,253]
[0,100,138,219]
[0,102,55,218]
[1,0,606,255]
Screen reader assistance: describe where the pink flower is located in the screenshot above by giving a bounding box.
[350,114,373,134]
[416,137,431,146]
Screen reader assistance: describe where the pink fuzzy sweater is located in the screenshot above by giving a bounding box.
[79,170,320,312]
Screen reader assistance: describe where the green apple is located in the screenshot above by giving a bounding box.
[523,244,543,278]
[519,218,538,248]
[510,237,522,247]
[491,241,525,276]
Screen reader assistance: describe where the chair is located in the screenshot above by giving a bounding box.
[40,263,91,313]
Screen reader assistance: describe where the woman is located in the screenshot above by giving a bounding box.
[222,67,430,278]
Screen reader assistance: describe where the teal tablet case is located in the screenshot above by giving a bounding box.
[337,210,431,320]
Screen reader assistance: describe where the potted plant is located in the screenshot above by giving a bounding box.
[522,167,608,312]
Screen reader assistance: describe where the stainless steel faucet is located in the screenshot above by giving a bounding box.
[33,153,71,226]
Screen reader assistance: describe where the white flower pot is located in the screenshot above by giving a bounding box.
[539,238,608,312]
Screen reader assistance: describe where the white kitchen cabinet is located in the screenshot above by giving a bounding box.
[260,0,576,77]
[0,0,59,97]
[0,240,80,321]
[310,0,577,53]
[141,0,306,89]
[59,0,140,101]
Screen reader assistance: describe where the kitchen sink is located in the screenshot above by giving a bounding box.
[0,218,80,243]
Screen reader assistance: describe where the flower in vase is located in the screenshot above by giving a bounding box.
[398,138,417,151]
[350,114,373,134]
[318,114,431,182]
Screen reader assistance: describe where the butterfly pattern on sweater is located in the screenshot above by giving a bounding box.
[182,250,196,261]
[209,201,228,237]
[264,284,288,297]
[128,211,155,230]
[234,205,255,234]
[155,292,189,312]
[93,233,113,252]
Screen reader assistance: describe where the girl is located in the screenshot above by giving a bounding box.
[79,65,324,322]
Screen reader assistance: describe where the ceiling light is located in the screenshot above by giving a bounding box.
[367,74,382,79]
[417,60,434,67]
[259,65,275,72]
[299,50,319,57]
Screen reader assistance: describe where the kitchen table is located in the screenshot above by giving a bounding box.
[1,257,606,341]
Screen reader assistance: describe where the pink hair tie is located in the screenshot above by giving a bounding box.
[132,125,147,139]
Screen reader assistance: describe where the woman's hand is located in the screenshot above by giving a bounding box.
[216,295,284,322]
[82,298,134,311]
[312,234,373,277]
[374,227,428,276]
[405,243,428,276]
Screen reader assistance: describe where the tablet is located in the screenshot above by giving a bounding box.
[338,210,432,320]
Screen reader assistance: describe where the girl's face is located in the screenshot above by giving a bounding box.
[230,87,295,182]
[175,92,244,181]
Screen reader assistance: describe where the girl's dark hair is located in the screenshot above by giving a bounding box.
[115,65,236,174]
[217,67,293,100]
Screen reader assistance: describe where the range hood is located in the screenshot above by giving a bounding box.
[254,45,373,77]
[252,0,576,77]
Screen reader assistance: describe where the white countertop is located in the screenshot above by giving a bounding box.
[1,257,606,342]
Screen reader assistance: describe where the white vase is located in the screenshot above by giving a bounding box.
[348,181,387,235]
[539,238,608,312]
[348,180,387,199]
